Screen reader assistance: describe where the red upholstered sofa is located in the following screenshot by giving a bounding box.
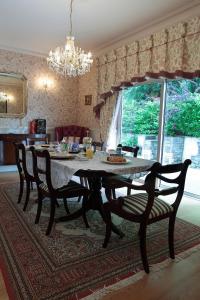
[55,125,90,143]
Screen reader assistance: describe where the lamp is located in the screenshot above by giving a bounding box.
[47,0,93,77]
[0,92,7,101]
[38,77,54,90]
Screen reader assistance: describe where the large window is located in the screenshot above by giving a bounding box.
[120,78,200,197]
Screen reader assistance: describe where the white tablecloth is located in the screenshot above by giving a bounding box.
[26,150,154,189]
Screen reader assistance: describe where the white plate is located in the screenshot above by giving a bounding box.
[101,158,130,164]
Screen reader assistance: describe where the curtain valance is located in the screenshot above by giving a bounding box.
[95,16,200,106]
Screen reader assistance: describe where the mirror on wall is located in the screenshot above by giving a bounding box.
[0,72,27,118]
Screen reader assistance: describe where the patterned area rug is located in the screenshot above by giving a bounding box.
[1,182,200,300]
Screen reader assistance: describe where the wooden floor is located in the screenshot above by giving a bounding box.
[103,251,200,300]
[1,172,200,300]
[0,171,19,183]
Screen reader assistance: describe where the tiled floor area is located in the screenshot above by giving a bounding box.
[0,165,17,173]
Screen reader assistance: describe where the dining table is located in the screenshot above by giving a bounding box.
[26,148,154,237]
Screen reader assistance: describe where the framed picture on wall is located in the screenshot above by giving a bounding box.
[85,95,92,105]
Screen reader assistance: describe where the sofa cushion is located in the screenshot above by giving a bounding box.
[63,136,81,143]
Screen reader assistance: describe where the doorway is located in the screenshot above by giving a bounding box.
[121,78,200,197]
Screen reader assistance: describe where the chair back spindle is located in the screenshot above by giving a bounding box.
[14,143,36,209]
[121,145,139,157]
[14,143,29,178]
[30,147,55,195]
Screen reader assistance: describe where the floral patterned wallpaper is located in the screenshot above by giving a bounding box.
[77,61,100,141]
[0,49,78,138]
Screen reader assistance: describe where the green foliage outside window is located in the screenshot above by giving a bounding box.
[131,101,159,135]
[165,99,200,137]
[121,79,200,143]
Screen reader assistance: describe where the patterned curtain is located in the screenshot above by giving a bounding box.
[96,16,200,100]
[99,93,119,144]
[107,92,122,149]
[94,16,200,141]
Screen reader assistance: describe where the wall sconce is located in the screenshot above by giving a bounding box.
[38,77,54,90]
[0,91,8,101]
[0,91,9,113]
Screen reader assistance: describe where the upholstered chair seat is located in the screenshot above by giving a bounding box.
[103,175,132,188]
[121,193,174,219]
[39,180,88,196]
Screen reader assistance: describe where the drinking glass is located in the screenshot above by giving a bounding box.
[86,146,94,159]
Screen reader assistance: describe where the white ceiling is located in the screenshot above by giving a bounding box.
[0,0,199,56]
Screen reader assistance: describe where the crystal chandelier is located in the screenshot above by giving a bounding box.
[47,0,93,77]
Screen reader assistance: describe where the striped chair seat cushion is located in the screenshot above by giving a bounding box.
[39,182,49,192]
[122,193,174,219]
[39,180,86,194]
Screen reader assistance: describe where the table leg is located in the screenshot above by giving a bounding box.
[55,176,124,238]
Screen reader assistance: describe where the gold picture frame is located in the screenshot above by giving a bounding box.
[0,72,27,118]
[85,95,92,105]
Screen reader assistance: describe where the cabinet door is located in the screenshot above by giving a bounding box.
[4,141,16,165]
[1,135,26,165]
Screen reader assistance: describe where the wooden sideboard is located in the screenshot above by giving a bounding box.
[0,133,49,165]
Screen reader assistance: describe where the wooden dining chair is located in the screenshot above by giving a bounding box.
[14,143,36,211]
[103,159,191,273]
[92,141,104,152]
[30,147,90,235]
[102,145,139,200]
[26,134,49,146]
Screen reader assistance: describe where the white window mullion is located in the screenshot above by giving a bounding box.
[157,79,167,164]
